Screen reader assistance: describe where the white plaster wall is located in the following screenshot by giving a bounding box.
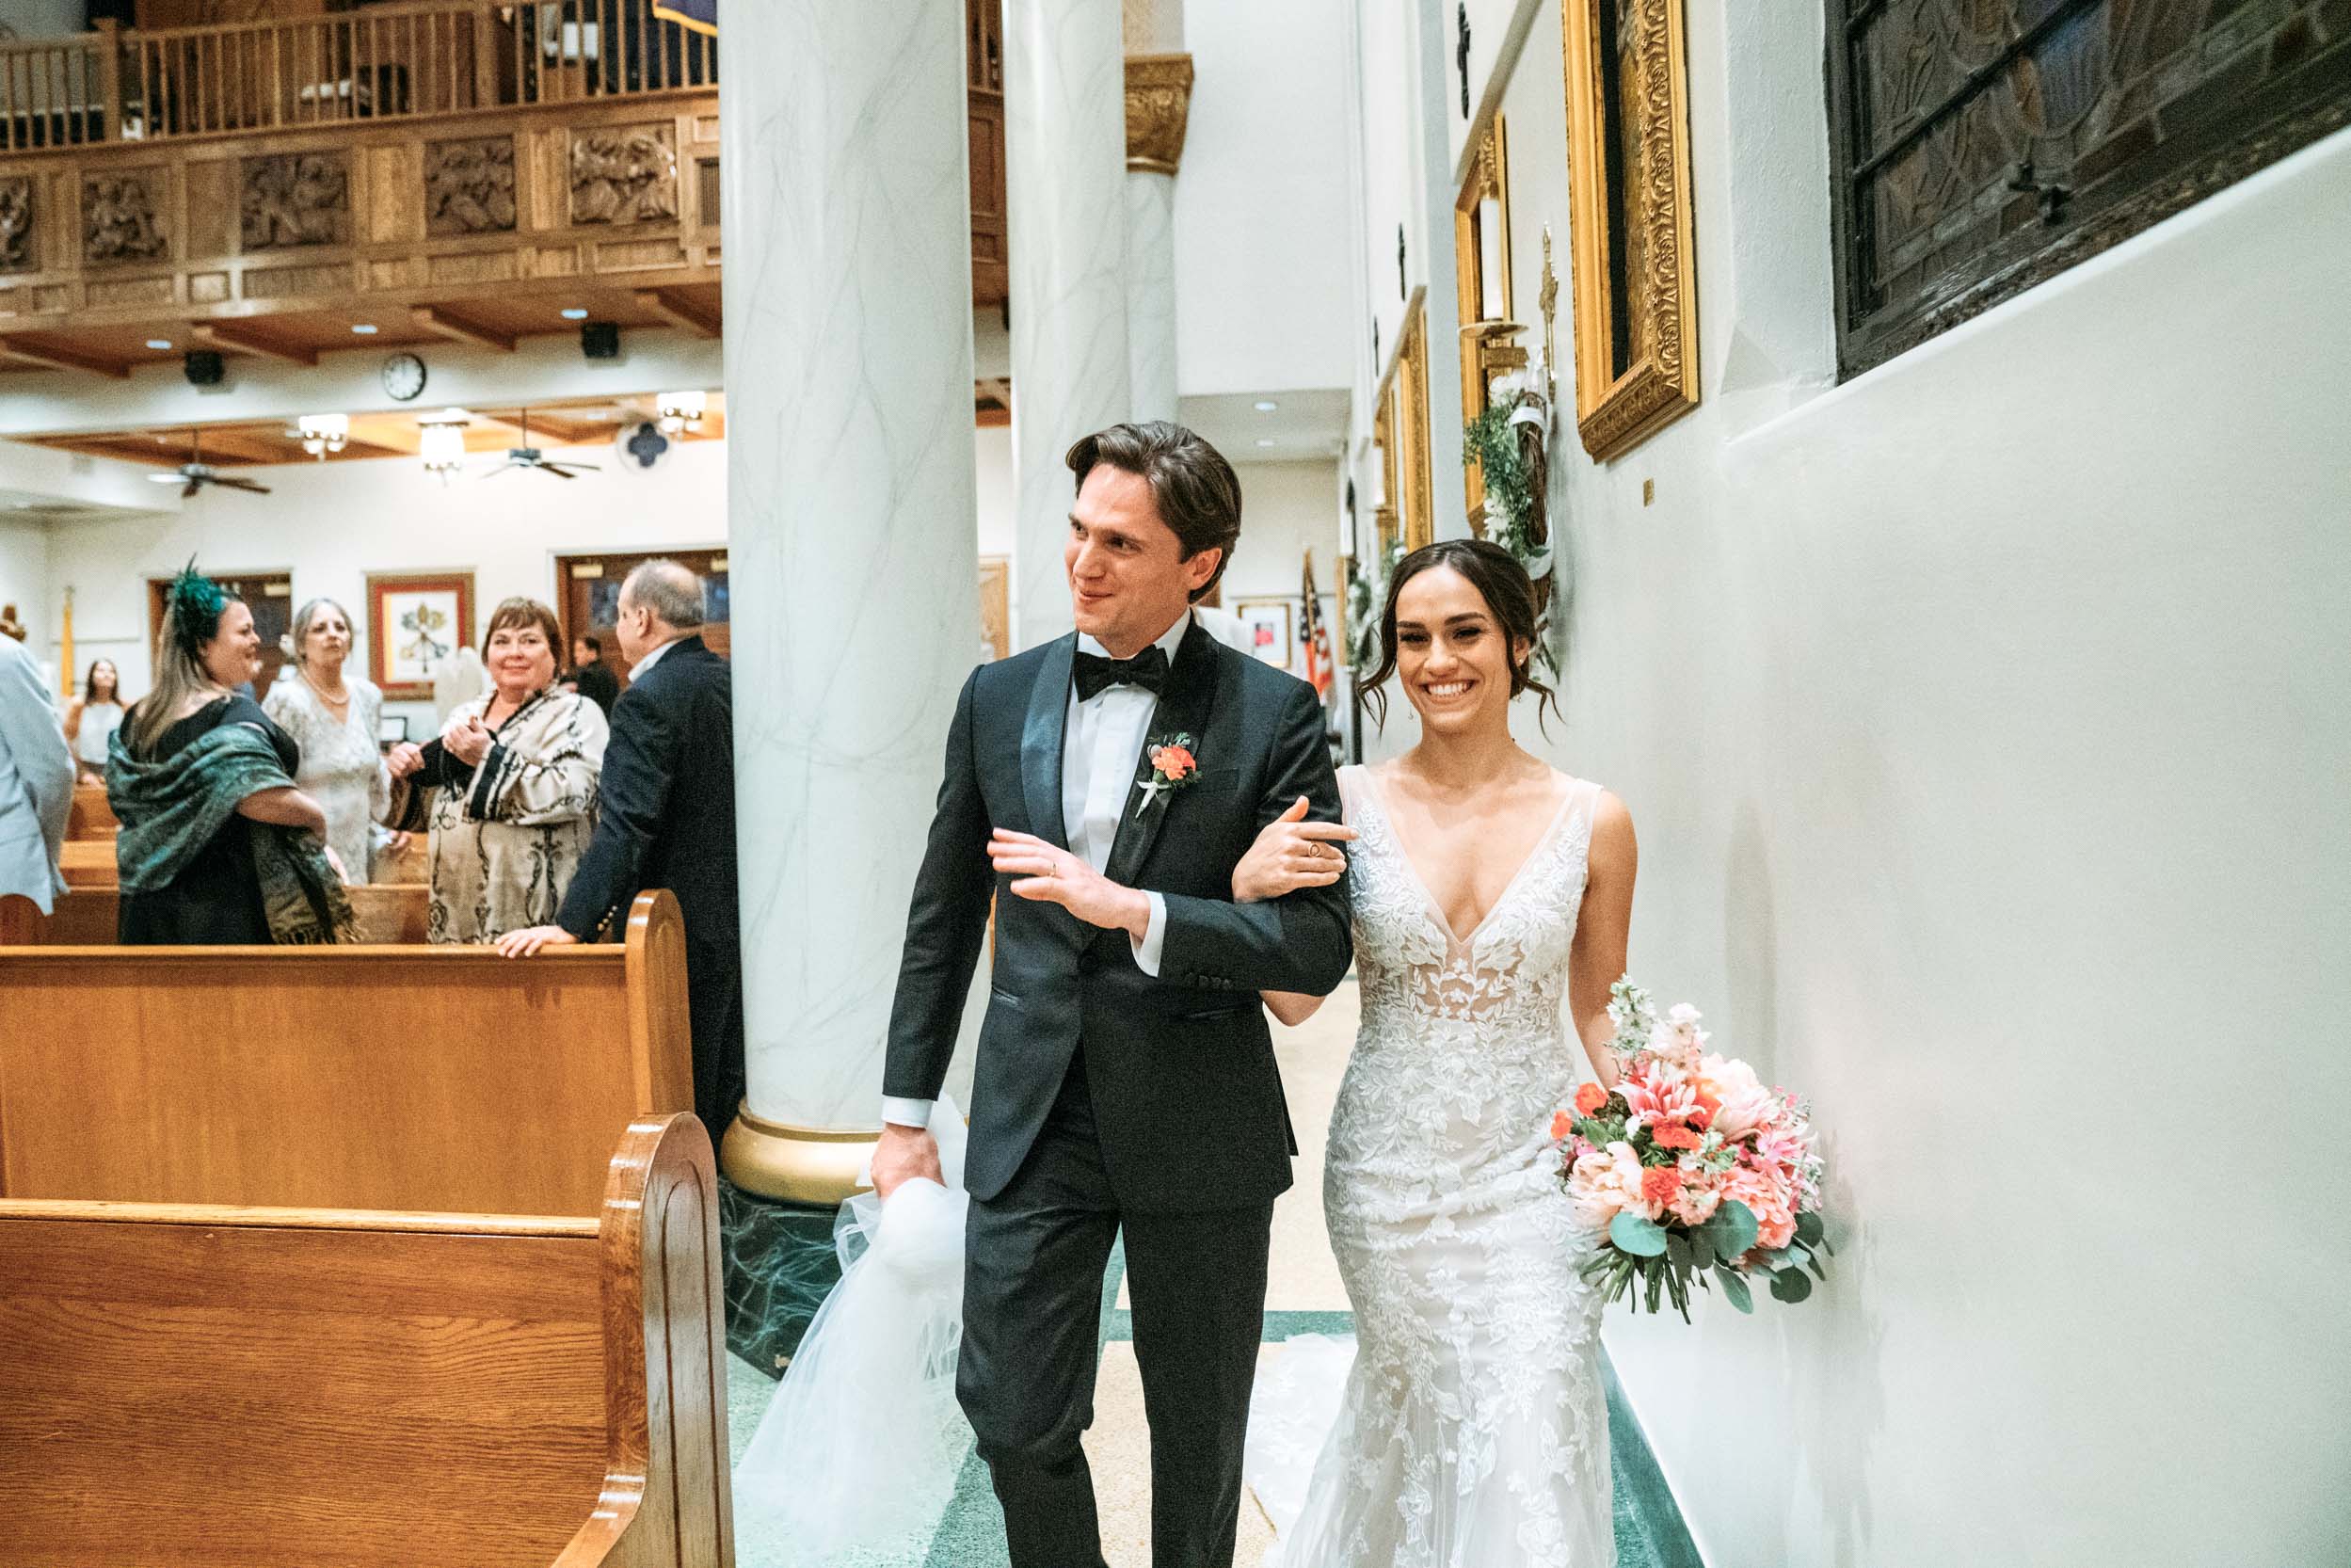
[39,438,728,731]
[1174,0,1357,397]
[0,516,51,688]
[1223,457,1337,604]
[1430,6,2351,1561]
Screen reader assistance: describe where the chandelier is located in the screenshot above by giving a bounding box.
[296,412,348,459]
[656,390,707,434]
[418,410,472,481]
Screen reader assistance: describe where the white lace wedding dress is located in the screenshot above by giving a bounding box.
[1246,765,1613,1567]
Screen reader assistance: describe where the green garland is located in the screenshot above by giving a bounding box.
[1461,381,1560,678]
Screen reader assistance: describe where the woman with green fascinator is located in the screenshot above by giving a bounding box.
[104,564,353,944]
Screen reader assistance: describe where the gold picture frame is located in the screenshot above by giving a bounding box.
[1454,113,1519,518]
[1388,291,1434,552]
[1559,0,1699,461]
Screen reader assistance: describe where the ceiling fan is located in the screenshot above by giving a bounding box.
[147,432,271,499]
[483,408,600,480]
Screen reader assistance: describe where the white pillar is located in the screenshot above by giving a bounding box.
[1121,53,1192,424]
[718,0,980,1202]
[1006,0,1131,651]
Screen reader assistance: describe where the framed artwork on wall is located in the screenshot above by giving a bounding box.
[1559,0,1699,460]
[1235,599,1295,670]
[367,571,475,701]
[1383,289,1435,552]
[1454,113,1518,516]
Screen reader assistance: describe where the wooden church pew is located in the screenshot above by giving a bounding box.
[1,880,431,944]
[59,838,115,887]
[0,1112,735,1568]
[0,889,694,1215]
[67,781,118,839]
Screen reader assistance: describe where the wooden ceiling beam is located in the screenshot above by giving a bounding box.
[0,337,132,379]
[190,323,319,367]
[411,305,517,353]
[635,287,720,339]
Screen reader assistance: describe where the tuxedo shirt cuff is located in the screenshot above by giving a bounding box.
[881,1096,936,1130]
[1129,891,1167,977]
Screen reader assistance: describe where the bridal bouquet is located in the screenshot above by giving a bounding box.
[1554,980,1830,1320]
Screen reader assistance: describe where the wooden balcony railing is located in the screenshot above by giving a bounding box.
[0,2,720,154]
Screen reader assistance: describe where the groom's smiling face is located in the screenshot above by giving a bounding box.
[1064,465,1221,658]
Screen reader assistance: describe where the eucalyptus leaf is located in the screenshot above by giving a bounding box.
[1807,1256,1828,1282]
[1714,1265,1753,1314]
[1770,1267,1814,1304]
[1703,1199,1759,1260]
[1666,1232,1693,1270]
[1609,1211,1670,1257]
[1795,1209,1824,1246]
[1687,1227,1717,1270]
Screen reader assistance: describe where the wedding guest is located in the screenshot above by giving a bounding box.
[64,658,128,784]
[263,598,392,885]
[108,568,348,945]
[388,596,607,942]
[562,632,620,716]
[0,628,75,921]
[499,560,740,1136]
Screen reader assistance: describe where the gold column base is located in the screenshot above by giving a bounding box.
[718,1103,878,1207]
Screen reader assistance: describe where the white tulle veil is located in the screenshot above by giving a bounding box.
[733,1098,974,1566]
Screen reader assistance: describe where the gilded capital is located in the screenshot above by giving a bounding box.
[1125,54,1195,176]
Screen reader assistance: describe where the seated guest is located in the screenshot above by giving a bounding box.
[264,598,391,884]
[498,560,740,1136]
[64,659,128,785]
[0,626,75,920]
[388,596,607,943]
[107,567,350,945]
[562,632,621,716]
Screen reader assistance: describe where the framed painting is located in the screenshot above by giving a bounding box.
[1455,112,1518,516]
[368,571,475,700]
[1559,0,1699,460]
[1235,599,1295,670]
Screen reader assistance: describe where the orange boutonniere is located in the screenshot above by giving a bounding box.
[1135,730,1201,818]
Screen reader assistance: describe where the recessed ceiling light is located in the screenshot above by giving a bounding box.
[351,323,379,335]
[146,338,173,350]
[561,307,589,320]
[1254,400,1279,412]
[1255,438,1276,448]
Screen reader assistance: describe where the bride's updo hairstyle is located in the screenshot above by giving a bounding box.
[1358,538,1556,731]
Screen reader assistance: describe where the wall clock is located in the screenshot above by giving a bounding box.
[380,352,427,402]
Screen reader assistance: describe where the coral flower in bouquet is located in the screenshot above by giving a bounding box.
[1555,980,1830,1320]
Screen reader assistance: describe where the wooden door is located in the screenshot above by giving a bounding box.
[148,570,294,701]
[555,548,728,690]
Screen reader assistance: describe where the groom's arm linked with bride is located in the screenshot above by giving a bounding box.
[865,422,1352,1568]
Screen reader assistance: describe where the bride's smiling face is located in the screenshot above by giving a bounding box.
[1393,565,1527,734]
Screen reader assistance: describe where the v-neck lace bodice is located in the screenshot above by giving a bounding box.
[1254,763,1615,1566]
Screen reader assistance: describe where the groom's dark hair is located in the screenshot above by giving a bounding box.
[1065,421,1242,603]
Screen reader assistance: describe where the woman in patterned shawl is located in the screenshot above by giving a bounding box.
[387,596,607,943]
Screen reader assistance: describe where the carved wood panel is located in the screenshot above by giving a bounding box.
[0,177,31,274]
[425,135,518,235]
[80,168,168,264]
[569,123,677,226]
[240,152,351,250]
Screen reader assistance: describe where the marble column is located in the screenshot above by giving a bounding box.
[717,0,980,1204]
[1124,55,1194,424]
[1006,0,1131,651]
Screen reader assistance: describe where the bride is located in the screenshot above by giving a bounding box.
[1236,538,1637,1566]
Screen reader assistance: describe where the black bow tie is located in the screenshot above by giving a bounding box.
[1073,644,1170,702]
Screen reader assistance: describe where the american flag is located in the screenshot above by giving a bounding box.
[1301,551,1333,699]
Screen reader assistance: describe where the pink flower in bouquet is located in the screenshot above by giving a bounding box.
[1696,1053,1778,1142]
[1725,1166,1797,1252]
[1752,1127,1810,1180]
[1639,1165,1684,1209]
[1653,1003,1709,1068]
[1619,1063,1703,1133]
[1666,1172,1721,1226]
[1650,1121,1703,1151]
[1568,1141,1653,1227]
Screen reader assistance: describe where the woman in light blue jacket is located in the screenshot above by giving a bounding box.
[0,631,74,917]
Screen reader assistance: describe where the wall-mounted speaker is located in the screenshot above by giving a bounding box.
[581,322,620,360]
[183,350,224,386]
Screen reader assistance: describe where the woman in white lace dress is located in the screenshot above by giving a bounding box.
[262,599,390,883]
[1237,539,1639,1567]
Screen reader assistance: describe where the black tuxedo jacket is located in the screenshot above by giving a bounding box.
[885,620,1352,1210]
[557,634,738,943]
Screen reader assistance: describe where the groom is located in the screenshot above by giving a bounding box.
[874,422,1352,1568]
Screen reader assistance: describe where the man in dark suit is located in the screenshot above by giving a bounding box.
[874,423,1352,1568]
[561,632,620,716]
[497,559,742,1137]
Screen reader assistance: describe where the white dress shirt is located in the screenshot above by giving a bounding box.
[882,613,1188,1131]
[626,633,684,680]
